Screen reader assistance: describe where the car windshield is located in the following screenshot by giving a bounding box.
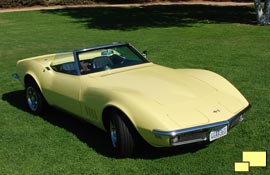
[50,44,148,75]
[77,45,148,74]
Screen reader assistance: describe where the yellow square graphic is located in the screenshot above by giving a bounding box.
[235,162,250,172]
[242,151,267,167]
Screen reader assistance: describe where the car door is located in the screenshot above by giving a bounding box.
[41,67,82,117]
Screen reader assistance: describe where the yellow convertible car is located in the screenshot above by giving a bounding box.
[13,43,250,157]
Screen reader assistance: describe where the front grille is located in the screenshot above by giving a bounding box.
[171,130,208,146]
[180,132,208,142]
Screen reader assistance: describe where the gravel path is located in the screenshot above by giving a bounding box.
[0,1,254,13]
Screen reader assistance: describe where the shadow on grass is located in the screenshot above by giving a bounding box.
[42,4,256,30]
[2,90,208,159]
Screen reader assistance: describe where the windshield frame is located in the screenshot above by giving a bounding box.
[73,43,149,75]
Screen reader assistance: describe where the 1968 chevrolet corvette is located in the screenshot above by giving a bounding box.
[13,43,250,157]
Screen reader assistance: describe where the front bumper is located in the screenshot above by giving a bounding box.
[152,105,251,146]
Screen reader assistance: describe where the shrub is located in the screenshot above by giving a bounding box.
[0,0,255,8]
[0,0,95,8]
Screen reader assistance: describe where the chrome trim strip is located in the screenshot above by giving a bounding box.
[152,104,251,137]
[75,42,128,54]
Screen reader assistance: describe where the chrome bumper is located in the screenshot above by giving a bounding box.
[152,105,251,146]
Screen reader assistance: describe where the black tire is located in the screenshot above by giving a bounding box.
[109,111,135,158]
[25,80,46,115]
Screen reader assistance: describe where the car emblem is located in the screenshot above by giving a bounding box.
[213,109,221,113]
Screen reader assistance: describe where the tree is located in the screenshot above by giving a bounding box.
[254,0,270,25]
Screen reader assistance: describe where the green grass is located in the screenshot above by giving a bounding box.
[1,4,270,175]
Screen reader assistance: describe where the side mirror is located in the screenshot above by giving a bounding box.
[142,50,148,57]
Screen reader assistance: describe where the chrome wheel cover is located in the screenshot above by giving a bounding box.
[26,86,38,111]
[110,121,117,148]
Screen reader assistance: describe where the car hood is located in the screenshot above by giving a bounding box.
[97,64,217,105]
[92,63,246,128]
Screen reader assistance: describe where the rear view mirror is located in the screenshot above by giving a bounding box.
[101,49,114,56]
[142,50,148,57]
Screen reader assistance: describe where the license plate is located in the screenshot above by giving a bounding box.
[209,125,228,141]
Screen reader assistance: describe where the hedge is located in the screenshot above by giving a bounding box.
[0,0,146,8]
[0,0,97,8]
[0,0,179,8]
[0,0,253,8]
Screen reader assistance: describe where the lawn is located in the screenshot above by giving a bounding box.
[0,4,270,175]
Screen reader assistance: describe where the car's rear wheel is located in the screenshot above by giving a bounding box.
[25,80,46,115]
[109,111,135,157]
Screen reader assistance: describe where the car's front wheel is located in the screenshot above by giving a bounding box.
[109,111,135,157]
[25,80,46,115]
